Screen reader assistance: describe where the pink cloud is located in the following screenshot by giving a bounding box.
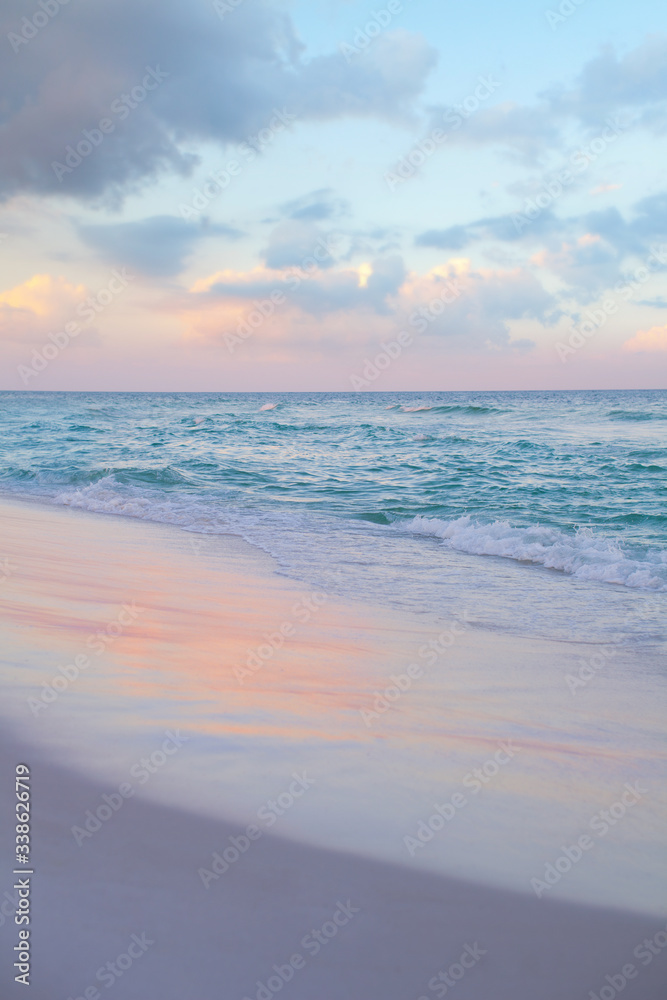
[175,257,550,358]
[0,274,87,343]
[623,324,667,352]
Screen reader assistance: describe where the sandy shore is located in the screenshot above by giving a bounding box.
[1,496,666,998]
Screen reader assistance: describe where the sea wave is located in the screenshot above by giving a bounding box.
[608,410,667,421]
[391,404,501,415]
[54,476,225,531]
[399,515,667,591]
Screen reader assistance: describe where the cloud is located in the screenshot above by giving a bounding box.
[363,255,407,305]
[415,225,471,251]
[623,324,667,352]
[416,209,564,251]
[531,233,623,297]
[0,274,86,342]
[0,0,436,203]
[260,220,344,270]
[419,37,667,166]
[431,102,562,161]
[621,192,667,242]
[637,297,667,309]
[178,256,552,353]
[279,188,349,222]
[416,187,667,299]
[546,35,667,129]
[399,259,550,347]
[78,215,242,276]
[590,183,622,196]
[578,193,667,264]
[190,253,406,318]
[294,28,437,121]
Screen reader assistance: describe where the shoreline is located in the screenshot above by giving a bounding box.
[1,478,665,644]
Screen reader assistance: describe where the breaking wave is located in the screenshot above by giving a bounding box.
[400,515,667,591]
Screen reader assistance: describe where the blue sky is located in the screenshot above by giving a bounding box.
[1,0,666,389]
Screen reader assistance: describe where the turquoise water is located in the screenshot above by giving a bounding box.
[1,389,666,642]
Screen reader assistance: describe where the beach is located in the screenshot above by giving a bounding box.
[1,493,666,999]
[3,0,667,985]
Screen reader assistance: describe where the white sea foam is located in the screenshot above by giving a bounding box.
[52,478,667,593]
[400,515,667,591]
[55,477,224,532]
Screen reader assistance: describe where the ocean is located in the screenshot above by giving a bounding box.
[1,388,665,645]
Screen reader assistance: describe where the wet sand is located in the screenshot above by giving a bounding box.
[0,496,666,998]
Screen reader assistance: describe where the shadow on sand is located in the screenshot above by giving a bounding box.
[1,737,665,1000]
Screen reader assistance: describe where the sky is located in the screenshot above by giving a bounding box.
[1,0,666,391]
